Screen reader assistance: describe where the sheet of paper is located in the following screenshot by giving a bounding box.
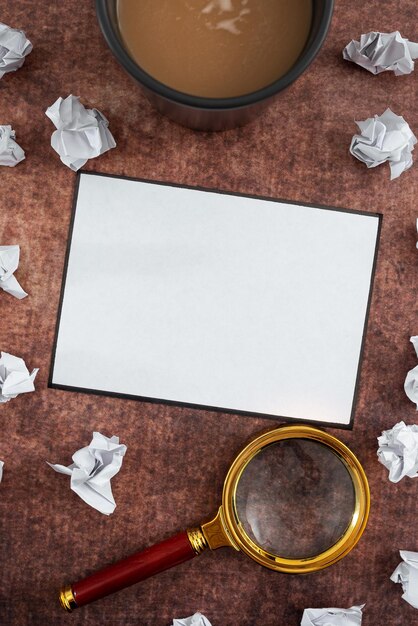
[0,460,3,482]
[50,173,380,426]
[47,432,127,515]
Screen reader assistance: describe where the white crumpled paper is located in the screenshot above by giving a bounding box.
[343,31,418,76]
[45,95,116,171]
[391,551,418,609]
[350,108,416,180]
[301,605,364,626]
[377,421,418,482]
[48,432,127,515]
[405,336,418,408]
[0,126,25,167]
[0,22,32,79]
[173,613,213,626]
[0,245,27,299]
[0,352,38,403]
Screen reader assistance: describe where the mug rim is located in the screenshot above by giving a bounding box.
[95,0,334,111]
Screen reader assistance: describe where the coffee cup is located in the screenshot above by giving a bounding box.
[96,0,334,131]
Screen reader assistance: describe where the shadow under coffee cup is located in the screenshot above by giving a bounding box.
[95,0,334,131]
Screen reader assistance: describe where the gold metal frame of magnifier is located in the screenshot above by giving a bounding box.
[189,424,370,573]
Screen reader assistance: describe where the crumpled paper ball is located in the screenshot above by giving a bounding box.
[391,551,418,609]
[377,421,418,482]
[0,245,28,299]
[405,336,418,408]
[48,432,127,515]
[45,95,116,171]
[343,31,418,76]
[0,126,25,167]
[300,604,364,626]
[350,108,417,180]
[0,352,38,403]
[173,613,212,626]
[0,22,32,78]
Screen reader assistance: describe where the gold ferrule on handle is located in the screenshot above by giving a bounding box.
[186,527,209,555]
[59,585,77,612]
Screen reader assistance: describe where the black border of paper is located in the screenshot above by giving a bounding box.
[49,171,382,430]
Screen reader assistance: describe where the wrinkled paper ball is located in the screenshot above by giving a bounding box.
[0,245,27,299]
[47,432,127,515]
[0,126,25,167]
[0,22,32,78]
[350,108,416,180]
[405,336,418,409]
[0,352,38,403]
[45,95,116,171]
[173,613,213,626]
[391,551,418,609]
[300,604,364,626]
[343,31,418,76]
[377,421,418,482]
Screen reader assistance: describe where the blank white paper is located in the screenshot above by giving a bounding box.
[51,173,380,426]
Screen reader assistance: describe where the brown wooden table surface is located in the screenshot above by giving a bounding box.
[1,1,418,624]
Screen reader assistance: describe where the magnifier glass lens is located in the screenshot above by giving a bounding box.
[234,439,356,559]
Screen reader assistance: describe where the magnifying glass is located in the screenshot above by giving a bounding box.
[59,425,369,611]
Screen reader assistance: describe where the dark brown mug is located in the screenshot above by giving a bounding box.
[95,0,334,131]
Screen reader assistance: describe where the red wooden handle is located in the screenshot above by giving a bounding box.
[71,531,196,607]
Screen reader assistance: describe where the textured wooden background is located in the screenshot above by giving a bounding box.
[0,1,417,624]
